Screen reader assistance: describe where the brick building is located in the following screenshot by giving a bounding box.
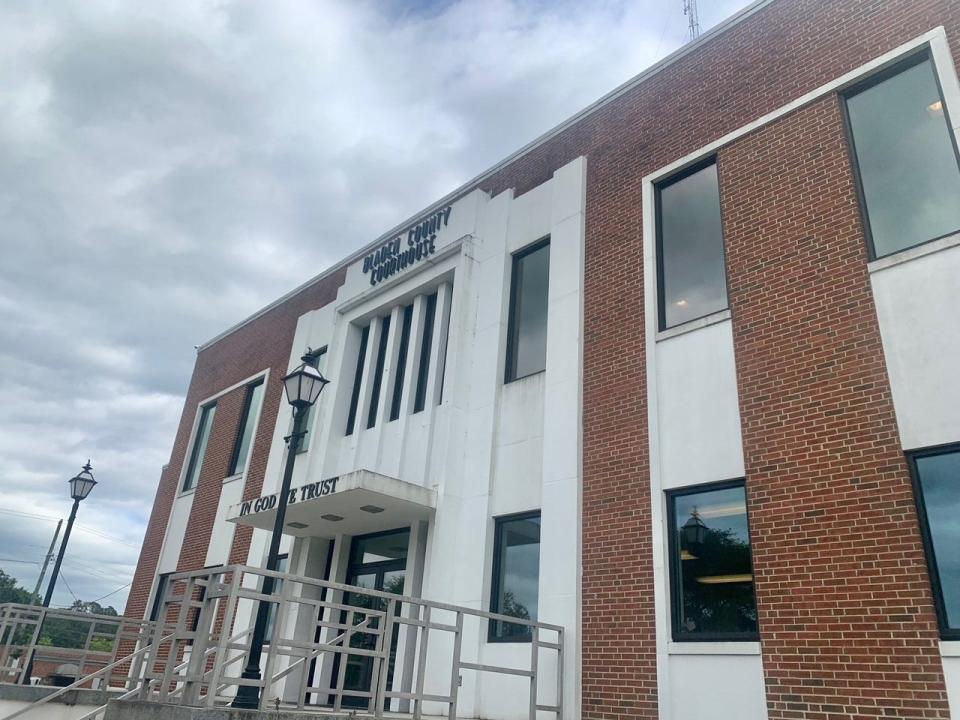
[125,1,960,718]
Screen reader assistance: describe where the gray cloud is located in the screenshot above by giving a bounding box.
[0,0,751,609]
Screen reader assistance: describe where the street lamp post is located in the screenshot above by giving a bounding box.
[232,359,328,710]
[22,462,97,684]
[43,462,97,607]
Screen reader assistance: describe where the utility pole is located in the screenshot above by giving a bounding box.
[32,520,63,602]
[683,0,701,41]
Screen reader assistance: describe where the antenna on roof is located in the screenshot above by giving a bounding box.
[683,0,701,41]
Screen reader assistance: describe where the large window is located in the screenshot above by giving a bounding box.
[296,347,327,453]
[182,403,216,492]
[505,240,550,382]
[656,160,728,330]
[910,444,960,639]
[667,481,758,641]
[345,325,370,436]
[489,512,540,642]
[366,316,392,429]
[843,53,960,258]
[228,380,264,475]
[413,292,438,413]
[390,305,414,421]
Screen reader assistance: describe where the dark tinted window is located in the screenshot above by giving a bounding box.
[183,403,216,491]
[845,55,960,258]
[366,315,391,429]
[657,162,728,329]
[414,293,437,413]
[149,573,172,622]
[229,380,264,475]
[350,529,410,565]
[345,325,369,436]
[489,513,540,641]
[505,241,550,382]
[390,305,414,421]
[912,446,960,637]
[668,482,758,640]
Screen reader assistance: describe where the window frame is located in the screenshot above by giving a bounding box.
[487,509,541,644]
[228,379,265,475]
[654,156,729,332]
[907,441,960,641]
[504,237,551,384]
[840,48,960,261]
[182,402,216,493]
[665,478,759,643]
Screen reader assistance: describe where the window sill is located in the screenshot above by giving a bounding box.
[667,641,760,656]
[223,473,243,484]
[867,231,960,273]
[940,641,960,657]
[178,487,196,498]
[656,309,731,342]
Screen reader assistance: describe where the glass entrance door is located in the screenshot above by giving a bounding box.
[332,528,410,709]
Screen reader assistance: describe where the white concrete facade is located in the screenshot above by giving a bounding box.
[179,157,589,719]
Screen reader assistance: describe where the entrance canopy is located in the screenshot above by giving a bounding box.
[227,469,435,538]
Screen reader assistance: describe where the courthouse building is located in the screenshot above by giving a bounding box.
[125,1,960,718]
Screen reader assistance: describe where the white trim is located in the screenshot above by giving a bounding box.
[195,0,779,353]
[667,641,761,656]
[867,232,960,273]
[941,641,960,658]
[656,309,732,342]
[643,27,949,186]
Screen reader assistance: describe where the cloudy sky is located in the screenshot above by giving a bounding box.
[0,0,752,611]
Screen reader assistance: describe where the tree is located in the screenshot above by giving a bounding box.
[0,569,36,605]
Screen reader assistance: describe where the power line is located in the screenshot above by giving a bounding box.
[58,570,80,603]
[0,558,40,564]
[89,582,132,605]
[0,508,140,549]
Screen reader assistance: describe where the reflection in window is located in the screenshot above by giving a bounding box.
[350,529,411,566]
[505,240,550,382]
[656,161,728,329]
[229,380,264,474]
[183,403,216,491]
[296,348,327,453]
[668,482,758,640]
[345,325,370,436]
[912,446,960,638]
[844,54,960,258]
[489,512,540,642]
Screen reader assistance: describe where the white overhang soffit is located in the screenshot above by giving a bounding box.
[196,0,775,353]
[227,469,436,538]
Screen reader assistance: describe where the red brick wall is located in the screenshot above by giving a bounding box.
[124,268,345,621]
[125,1,960,717]
[719,97,950,718]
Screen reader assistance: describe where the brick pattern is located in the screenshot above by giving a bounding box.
[124,267,345,622]
[719,96,950,718]
[125,1,960,717]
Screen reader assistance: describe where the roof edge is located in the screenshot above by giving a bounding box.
[197,0,775,353]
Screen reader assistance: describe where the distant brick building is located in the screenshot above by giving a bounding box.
[127,1,960,717]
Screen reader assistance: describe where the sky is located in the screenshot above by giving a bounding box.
[0,0,753,611]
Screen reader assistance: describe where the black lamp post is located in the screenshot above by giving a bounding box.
[232,359,328,709]
[22,462,97,684]
[681,508,708,548]
[43,462,97,608]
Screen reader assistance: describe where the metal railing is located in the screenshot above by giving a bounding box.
[0,603,153,689]
[138,564,564,719]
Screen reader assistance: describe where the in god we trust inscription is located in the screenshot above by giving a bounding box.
[238,477,338,517]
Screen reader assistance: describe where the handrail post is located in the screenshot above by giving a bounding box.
[528,627,539,720]
[373,598,396,718]
[555,627,564,718]
[412,604,430,720]
[447,611,463,720]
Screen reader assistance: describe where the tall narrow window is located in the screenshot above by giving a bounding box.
[182,403,216,492]
[390,305,414,421]
[149,573,172,622]
[505,240,550,382]
[489,512,540,642]
[413,293,437,413]
[656,161,727,330]
[667,481,758,641]
[910,444,960,639]
[366,315,391,429]
[228,380,264,476]
[346,326,369,436]
[297,347,327,453]
[264,554,289,643]
[844,53,960,258]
